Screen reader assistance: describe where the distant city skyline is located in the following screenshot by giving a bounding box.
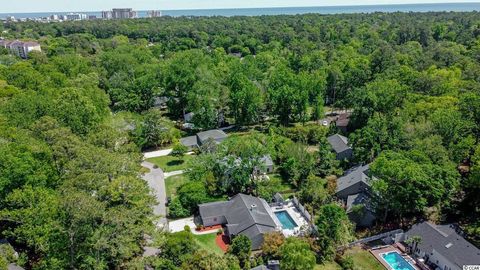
[2,0,480,13]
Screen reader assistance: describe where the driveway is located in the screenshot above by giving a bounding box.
[144,149,172,159]
[169,217,196,233]
[141,161,167,227]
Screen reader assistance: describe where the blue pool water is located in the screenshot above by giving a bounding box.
[381,252,415,270]
[275,211,297,230]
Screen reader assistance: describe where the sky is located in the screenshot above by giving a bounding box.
[1,0,480,13]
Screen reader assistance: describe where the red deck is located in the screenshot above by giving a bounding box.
[196,224,223,232]
[215,232,230,252]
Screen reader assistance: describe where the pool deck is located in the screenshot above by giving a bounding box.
[370,246,420,270]
[270,201,309,237]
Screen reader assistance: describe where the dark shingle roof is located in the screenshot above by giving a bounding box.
[327,134,351,154]
[199,194,280,250]
[224,194,277,235]
[346,192,374,213]
[196,129,227,144]
[198,201,229,218]
[180,129,228,148]
[336,164,372,193]
[406,222,480,267]
[180,135,198,148]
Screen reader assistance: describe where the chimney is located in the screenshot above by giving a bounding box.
[250,204,257,211]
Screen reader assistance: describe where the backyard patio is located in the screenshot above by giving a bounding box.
[270,198,310,237]
[370,245,420,270]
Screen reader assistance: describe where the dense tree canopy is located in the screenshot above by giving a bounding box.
[1,9,480,268]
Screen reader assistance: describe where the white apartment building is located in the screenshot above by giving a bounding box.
[0,40,41,59]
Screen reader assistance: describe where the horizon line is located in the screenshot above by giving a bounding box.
[1,2,480,15]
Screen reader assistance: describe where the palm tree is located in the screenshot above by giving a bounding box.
[405,235,422,254]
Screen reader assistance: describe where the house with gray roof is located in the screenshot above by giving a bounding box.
[254,155,274,175]
[327,134,353,160]
[180,129,228,150]
[345,192,376,227]
[405,222,480,270]
[336,164,376,227]
[336,164,373,200]
[198,194,282,250]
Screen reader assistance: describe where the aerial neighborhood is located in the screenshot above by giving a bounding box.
[1,4,480,270]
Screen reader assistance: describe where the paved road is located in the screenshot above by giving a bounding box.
[141,161,167,227]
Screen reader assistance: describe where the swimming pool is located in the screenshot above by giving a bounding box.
[275,211,297,230]
[381,251,416,270]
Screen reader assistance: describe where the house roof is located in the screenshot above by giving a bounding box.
[335,112,351,127]
[180,129,228,148]
[223,194,278,235]
[405,222,480,268]
[346,192,374,213]
[336,164,372,193]
[260,155,274,167]
[199,194,280,250]
[196,129,227,144]
[22,41,40,47]
[180,135,198,148]
[327,134,351,154]
[198,201,229,218]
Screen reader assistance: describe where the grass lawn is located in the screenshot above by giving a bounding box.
[344,246,385,270]
[165,174,189,198]
[268,173,297,198]
[315,262,342,270]
[193,233,224,255]
[147,154,194,172]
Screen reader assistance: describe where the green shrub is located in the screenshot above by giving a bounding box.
[171,143,188,157]
[338,255,355,270]
[168,197,190,218]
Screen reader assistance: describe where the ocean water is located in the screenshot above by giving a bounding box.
[1,3,480,19]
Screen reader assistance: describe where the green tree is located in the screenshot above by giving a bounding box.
[279,237,316,270]
[171,143,188,157]
[182,252,240,270]
[261,231,285,259]
[177,181,210,213]
[371,150,459,220]
[136,109,180,149]
[228,235,251,269]
[298,175,330,212]
[229,73,263,126]
[52,87,107,135]
[161,231,198,266]
[315,204,354,261]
